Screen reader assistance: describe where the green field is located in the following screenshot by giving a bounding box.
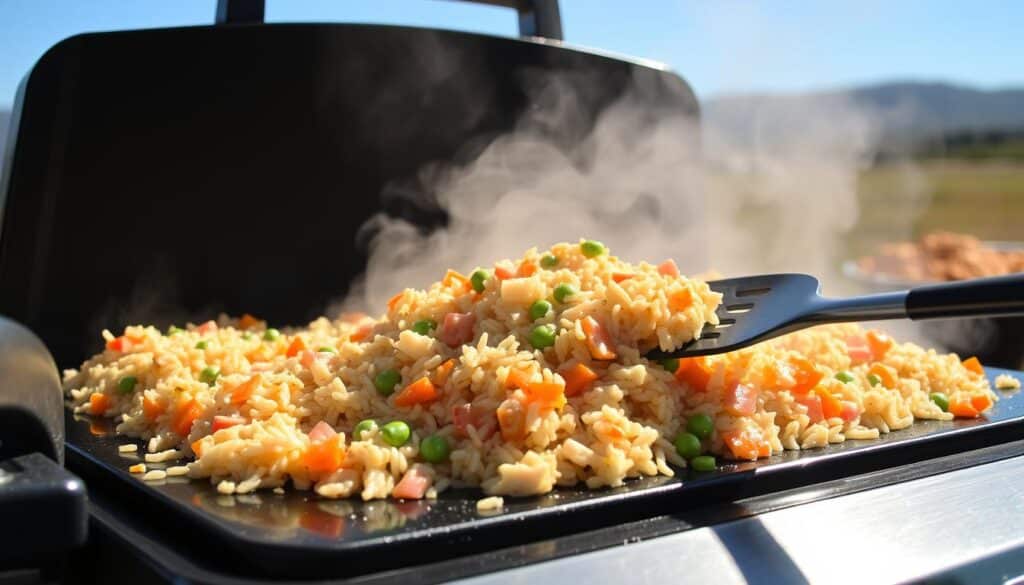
[847,159,1024,258]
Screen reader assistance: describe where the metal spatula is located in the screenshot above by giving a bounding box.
[647,273,1024,359]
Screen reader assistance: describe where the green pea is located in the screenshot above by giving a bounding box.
[930,392,950,412]
[263,328,280,341]
[674,432,702,460]
[580,240,606,258]
[318,346,337,353]
[195,340,208,350]
[353,419,376,441]
[241,332,253,340]
[835,371,855,384]
[470,269,490,293]
[411,319,437,335]
[166,325,183,336]
[381,421,411,447]
[529,299,552,321]
[420,435,451,463]
[374,369,401,396]
[540,254,559,269]
[553,283,577,304]
[117,376,138,395]
[199,367,219,385]
[529,324,557,350]
[691,455,717,472]
[867,373,882,387]
[661,358,680,373]
[686,413,714,440]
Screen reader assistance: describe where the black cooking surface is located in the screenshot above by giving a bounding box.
[65,368,1024,580]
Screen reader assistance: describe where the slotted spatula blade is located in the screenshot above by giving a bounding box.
[647,272,1024,360]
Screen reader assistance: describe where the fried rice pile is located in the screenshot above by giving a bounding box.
[64,241,997,500]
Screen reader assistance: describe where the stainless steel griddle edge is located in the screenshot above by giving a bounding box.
[68,437,1024,584]
[456,446,1024,585]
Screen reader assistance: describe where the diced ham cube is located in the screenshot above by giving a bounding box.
[845,335,872,365]
[796,393,824,422]
[439,312,476,347]
[197,320,218,334]
[392,466,432,500]
[308,421,337,442]
[839,400,860,422]
[453,403,497,440]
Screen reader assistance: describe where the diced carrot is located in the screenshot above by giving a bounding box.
[387,292,405,312]
[866,330,894,361]
[761,360,793,389]
[433,359,456,386]
[814,387,843,419]
[796,393,824,422]
[90,393,111,415]
[304,437,345,474]
[869,363,897,389]
[522,382,566,411]
[286,336,307,358]
[238,314,260,330]
[658,259,680,277]
[668,287,694,312]
[949,396,980,418]
[505,370,565,411]
[191,439,205,457]
[350,322,375,342]
[505,369,531,390]
[172,399,202,437]
[394,377,439,407]
[593,419,626,443]
[611,272,634,283]
[971,394,993,413]
[494,264,516,280]
[676,357,713,392]
[497,399,526,441]
[212,415,245,433]
[442,269,471,292]
[561,363,599,397]
[106,335,144,352]
[724,383,758,416]
[722,428,771,461]
[790,356,824,394]
[580,316,617,360]
[962,356,984,376]
[229,375,261,405]
[516,261,537,277]
[143,396,165,421]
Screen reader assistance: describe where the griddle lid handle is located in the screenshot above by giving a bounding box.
[214,0,564,41]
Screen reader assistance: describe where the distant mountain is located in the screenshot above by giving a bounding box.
[704,82,1024,156]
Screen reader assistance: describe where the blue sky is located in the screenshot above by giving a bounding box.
[1,0,1022,108]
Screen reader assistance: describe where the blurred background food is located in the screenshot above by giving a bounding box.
[856,231,1024,282]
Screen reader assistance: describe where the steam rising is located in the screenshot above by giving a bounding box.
[340,81,930,317]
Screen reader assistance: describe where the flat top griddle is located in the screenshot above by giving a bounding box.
[64,368,1024,581]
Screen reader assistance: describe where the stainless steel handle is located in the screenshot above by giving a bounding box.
[215,0,564,41]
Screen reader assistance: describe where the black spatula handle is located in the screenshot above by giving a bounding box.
[906,273,1024,320]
